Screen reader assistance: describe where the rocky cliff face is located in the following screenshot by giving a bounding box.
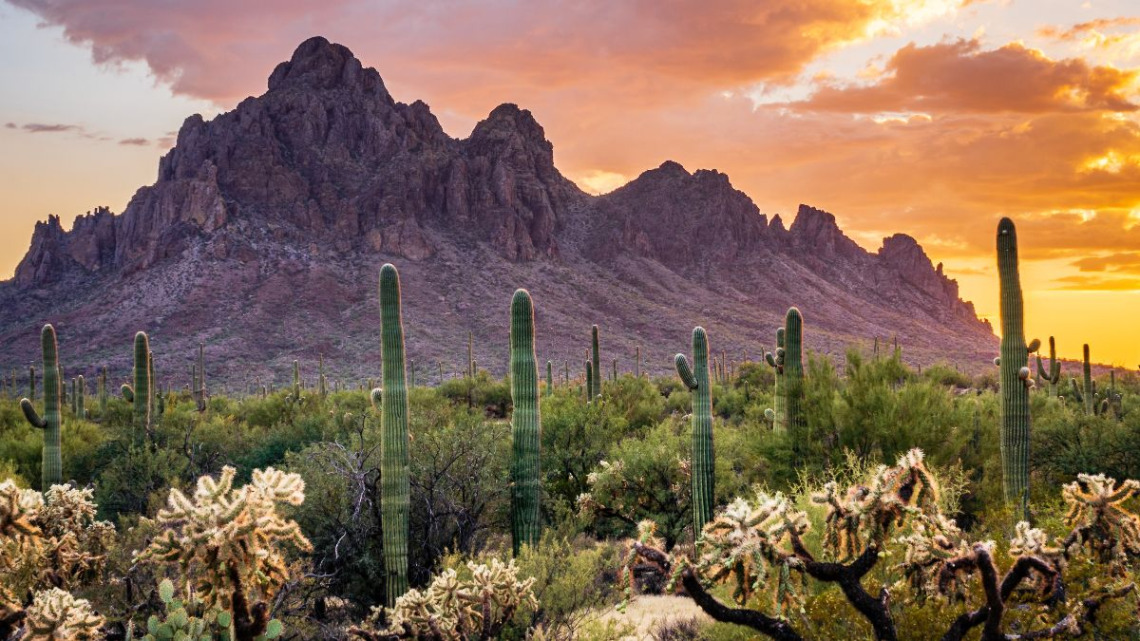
[0,37,994,385]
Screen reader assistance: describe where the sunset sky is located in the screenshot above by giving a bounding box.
[1,0,1138,366]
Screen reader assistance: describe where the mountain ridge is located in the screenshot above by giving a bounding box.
[0,36,994,386]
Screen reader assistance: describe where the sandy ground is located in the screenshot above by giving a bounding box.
[593,595,713,640]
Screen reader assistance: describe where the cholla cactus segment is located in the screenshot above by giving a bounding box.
[0,479,42,541]
[1009,521,1061,559]
[893,512,968,599]
[0,480,113,606]
[1062,473,1140,572]
[23,588,104,640]
[694,492,810,609]
[135,466,312,609]
[811,448,939,562]
[357,559,538,640]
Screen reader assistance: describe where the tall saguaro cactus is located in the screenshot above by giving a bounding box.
[379,263,410,606]
[546,360,553,397]
[675,326,714,534]
[20,324,62,488]
[783,308,806,446]
[510,289,542,555]
[1036,336,1062,397]
[996,218,1035,514]
[591,324,601,398]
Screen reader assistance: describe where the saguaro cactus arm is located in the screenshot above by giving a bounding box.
[20,398,46,428]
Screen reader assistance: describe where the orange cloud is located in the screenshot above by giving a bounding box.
[1071,252,1140,272]
[791,39,1138,113]
[1051,274,1140,291]
[1038,17,1140,47]
[8,0,975,104]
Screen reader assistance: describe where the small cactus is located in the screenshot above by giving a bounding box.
[1036,336,1062,397]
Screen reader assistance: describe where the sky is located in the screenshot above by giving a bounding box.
[1,0,1138,367]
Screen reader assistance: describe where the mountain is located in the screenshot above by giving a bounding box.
[0,37,994,388]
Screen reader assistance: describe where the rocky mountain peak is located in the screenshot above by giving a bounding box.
[789,204,862,259]
[267,36,389,98]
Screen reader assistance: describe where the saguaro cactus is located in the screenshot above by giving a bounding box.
[120,332,152,445]
[675,326,714,534]
[99,367,107,414]
[585,360,594,403]
[546,360,553,397]
[996,218,1035,514]
[591,324,601,398]
[196,343,207,411]
[29,365,36,401]
[76,375,85,419]
[783,308,806,444]
[510,289,542,555]
[319,353,327,398]
[765,327,786,431]
[1036,336,1062,397]
[379,263,410,605]
[20,324,62,487]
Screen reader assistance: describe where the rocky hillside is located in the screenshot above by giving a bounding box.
[0,36,994,388]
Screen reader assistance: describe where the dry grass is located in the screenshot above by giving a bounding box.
[592,595,712,640]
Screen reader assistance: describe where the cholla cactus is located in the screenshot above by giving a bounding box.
[812,449,939,562]
[22,588,104,640]
[1062,473,1140,573]
[136,467,311,639]
[351,559,538,641]
[694,494,809,612]
[893,512,969,600]
[0,480,114,611]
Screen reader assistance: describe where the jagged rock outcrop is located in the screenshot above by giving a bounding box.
[0,36,994,383]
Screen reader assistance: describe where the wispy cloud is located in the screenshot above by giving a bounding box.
[21,122,82,133]
[118,137,149,145]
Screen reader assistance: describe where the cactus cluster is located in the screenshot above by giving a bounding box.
[136,466,309,639]
[675,326,714,534]
[350,559,537,641]
[0,480,114,638]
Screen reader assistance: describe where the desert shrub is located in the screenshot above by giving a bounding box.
[542,392,631,511]
[922,361,973,388]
